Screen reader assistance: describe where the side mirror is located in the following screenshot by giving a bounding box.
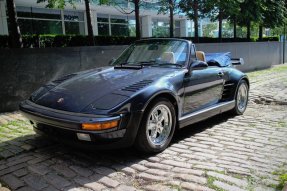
[190,60,208,70]
[109,58,116,66]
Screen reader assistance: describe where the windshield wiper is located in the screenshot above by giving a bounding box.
[137,61,157,66]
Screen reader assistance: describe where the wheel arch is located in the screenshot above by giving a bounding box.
[142,91,179,121]
[233,75,250,100]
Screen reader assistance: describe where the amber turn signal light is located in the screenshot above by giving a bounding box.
[82,120,119,131]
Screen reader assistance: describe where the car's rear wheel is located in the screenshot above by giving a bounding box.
[231,80,249,115]
[135,98,176,153]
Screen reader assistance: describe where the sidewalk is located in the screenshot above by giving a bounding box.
[0,65,287,191]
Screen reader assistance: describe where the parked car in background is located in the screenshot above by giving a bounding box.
[20,38,249,153]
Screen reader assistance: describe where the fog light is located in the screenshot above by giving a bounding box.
[82,120,119,131]
[77,133,91,141]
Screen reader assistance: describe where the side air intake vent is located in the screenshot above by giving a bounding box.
[221,83,235,100]
[122,80,153,92]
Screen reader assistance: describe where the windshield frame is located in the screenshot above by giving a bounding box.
[113,38,192,69]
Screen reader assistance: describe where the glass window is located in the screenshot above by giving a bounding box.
[65,22,85,35]
[97,14,109,23]
[110,15,128,24]
[152,19,170,37]
[18,19,33,35]
[115,40,188,66]
[64,11,84,22]
[129,24,136,37]
[111,24,129,36]
[98,23,109,36]
[17,7,61,20]
[18,19,62,34]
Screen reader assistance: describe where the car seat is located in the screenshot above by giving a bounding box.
[161,52,176,64]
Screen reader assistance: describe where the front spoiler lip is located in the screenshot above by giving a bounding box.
[19,100,122,134]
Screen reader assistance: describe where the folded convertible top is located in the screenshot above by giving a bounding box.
[205,52,231,67]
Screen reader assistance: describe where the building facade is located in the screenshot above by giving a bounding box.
[0,0,213,38]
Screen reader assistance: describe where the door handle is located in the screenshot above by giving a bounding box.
[218,72,224,77]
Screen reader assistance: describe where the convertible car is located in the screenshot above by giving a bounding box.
[20,39,249,153]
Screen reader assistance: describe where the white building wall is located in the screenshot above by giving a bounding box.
[0,0,8,35]
[141,15,152,38]
[10,0,189,37]
[179,19,188,37]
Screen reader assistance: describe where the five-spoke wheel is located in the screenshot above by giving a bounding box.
[135,98,176,153]
[232,80,249,115]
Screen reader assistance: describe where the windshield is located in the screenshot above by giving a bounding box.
[114,40,189,67]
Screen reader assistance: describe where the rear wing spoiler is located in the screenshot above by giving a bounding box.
[231,58,244,66]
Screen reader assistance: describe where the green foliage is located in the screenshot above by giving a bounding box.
[201,0,240,22]
[260,0,286,28]
[0,35,137,48]
[273,169,287,190]
[36,0,75,9]
[202,23,217,37]
[179,0,204,20]
[256,36,280,42]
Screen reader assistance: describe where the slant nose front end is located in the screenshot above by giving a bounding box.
[19,100,143,149]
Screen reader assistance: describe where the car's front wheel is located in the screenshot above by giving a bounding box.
[135,98,176,153]
[231,80,249,115]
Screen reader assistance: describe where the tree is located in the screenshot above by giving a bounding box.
[37,0,95,45]
[202,0,241,40]
[7,0,22,48]
[158,0,177,37]
[258,0,286,40]
[237,0,262,40]
[179,0,202,41]
[106,0,141,39]
[134,0,141,39]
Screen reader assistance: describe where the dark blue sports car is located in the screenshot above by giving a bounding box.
[20,39,249,153]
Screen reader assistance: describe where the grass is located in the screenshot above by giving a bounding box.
[272,169,287,190]
[247,65,287,79]
[277,121,287,128]
[206,176,225,191]
[0,120,34,143]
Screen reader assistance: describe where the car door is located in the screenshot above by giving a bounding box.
[183,66,224,115]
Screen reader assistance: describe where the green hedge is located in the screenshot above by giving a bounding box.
[0,35,279,48]
[256,36,280,42]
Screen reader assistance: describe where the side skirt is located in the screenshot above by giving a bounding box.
[178,100,235,128]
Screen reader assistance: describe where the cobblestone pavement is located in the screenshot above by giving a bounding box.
[0,65,287,191]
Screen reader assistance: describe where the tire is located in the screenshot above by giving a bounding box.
[135,98,176,153]
[230,80,249,115]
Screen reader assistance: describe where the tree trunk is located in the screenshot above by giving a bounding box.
[84,0,94,46]
[193,0,199,42]
[7,0,22,48]
[169,0,174,38]
[218,10,223,41]
[259,25,263,41]
[247,21,251,41]
[233,17,237,39]
[134,0,141,39]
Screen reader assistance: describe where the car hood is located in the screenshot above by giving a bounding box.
[34,66,180,113]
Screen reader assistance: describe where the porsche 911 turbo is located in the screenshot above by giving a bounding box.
[20,38,249,153]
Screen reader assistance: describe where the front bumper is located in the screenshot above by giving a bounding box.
[19,100,143,149]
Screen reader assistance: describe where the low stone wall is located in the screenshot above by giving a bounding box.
[0,46,126,112]
[196,42,282,72]
[0,42,285,112]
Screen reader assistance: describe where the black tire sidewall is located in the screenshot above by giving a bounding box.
[135,98,176,153]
